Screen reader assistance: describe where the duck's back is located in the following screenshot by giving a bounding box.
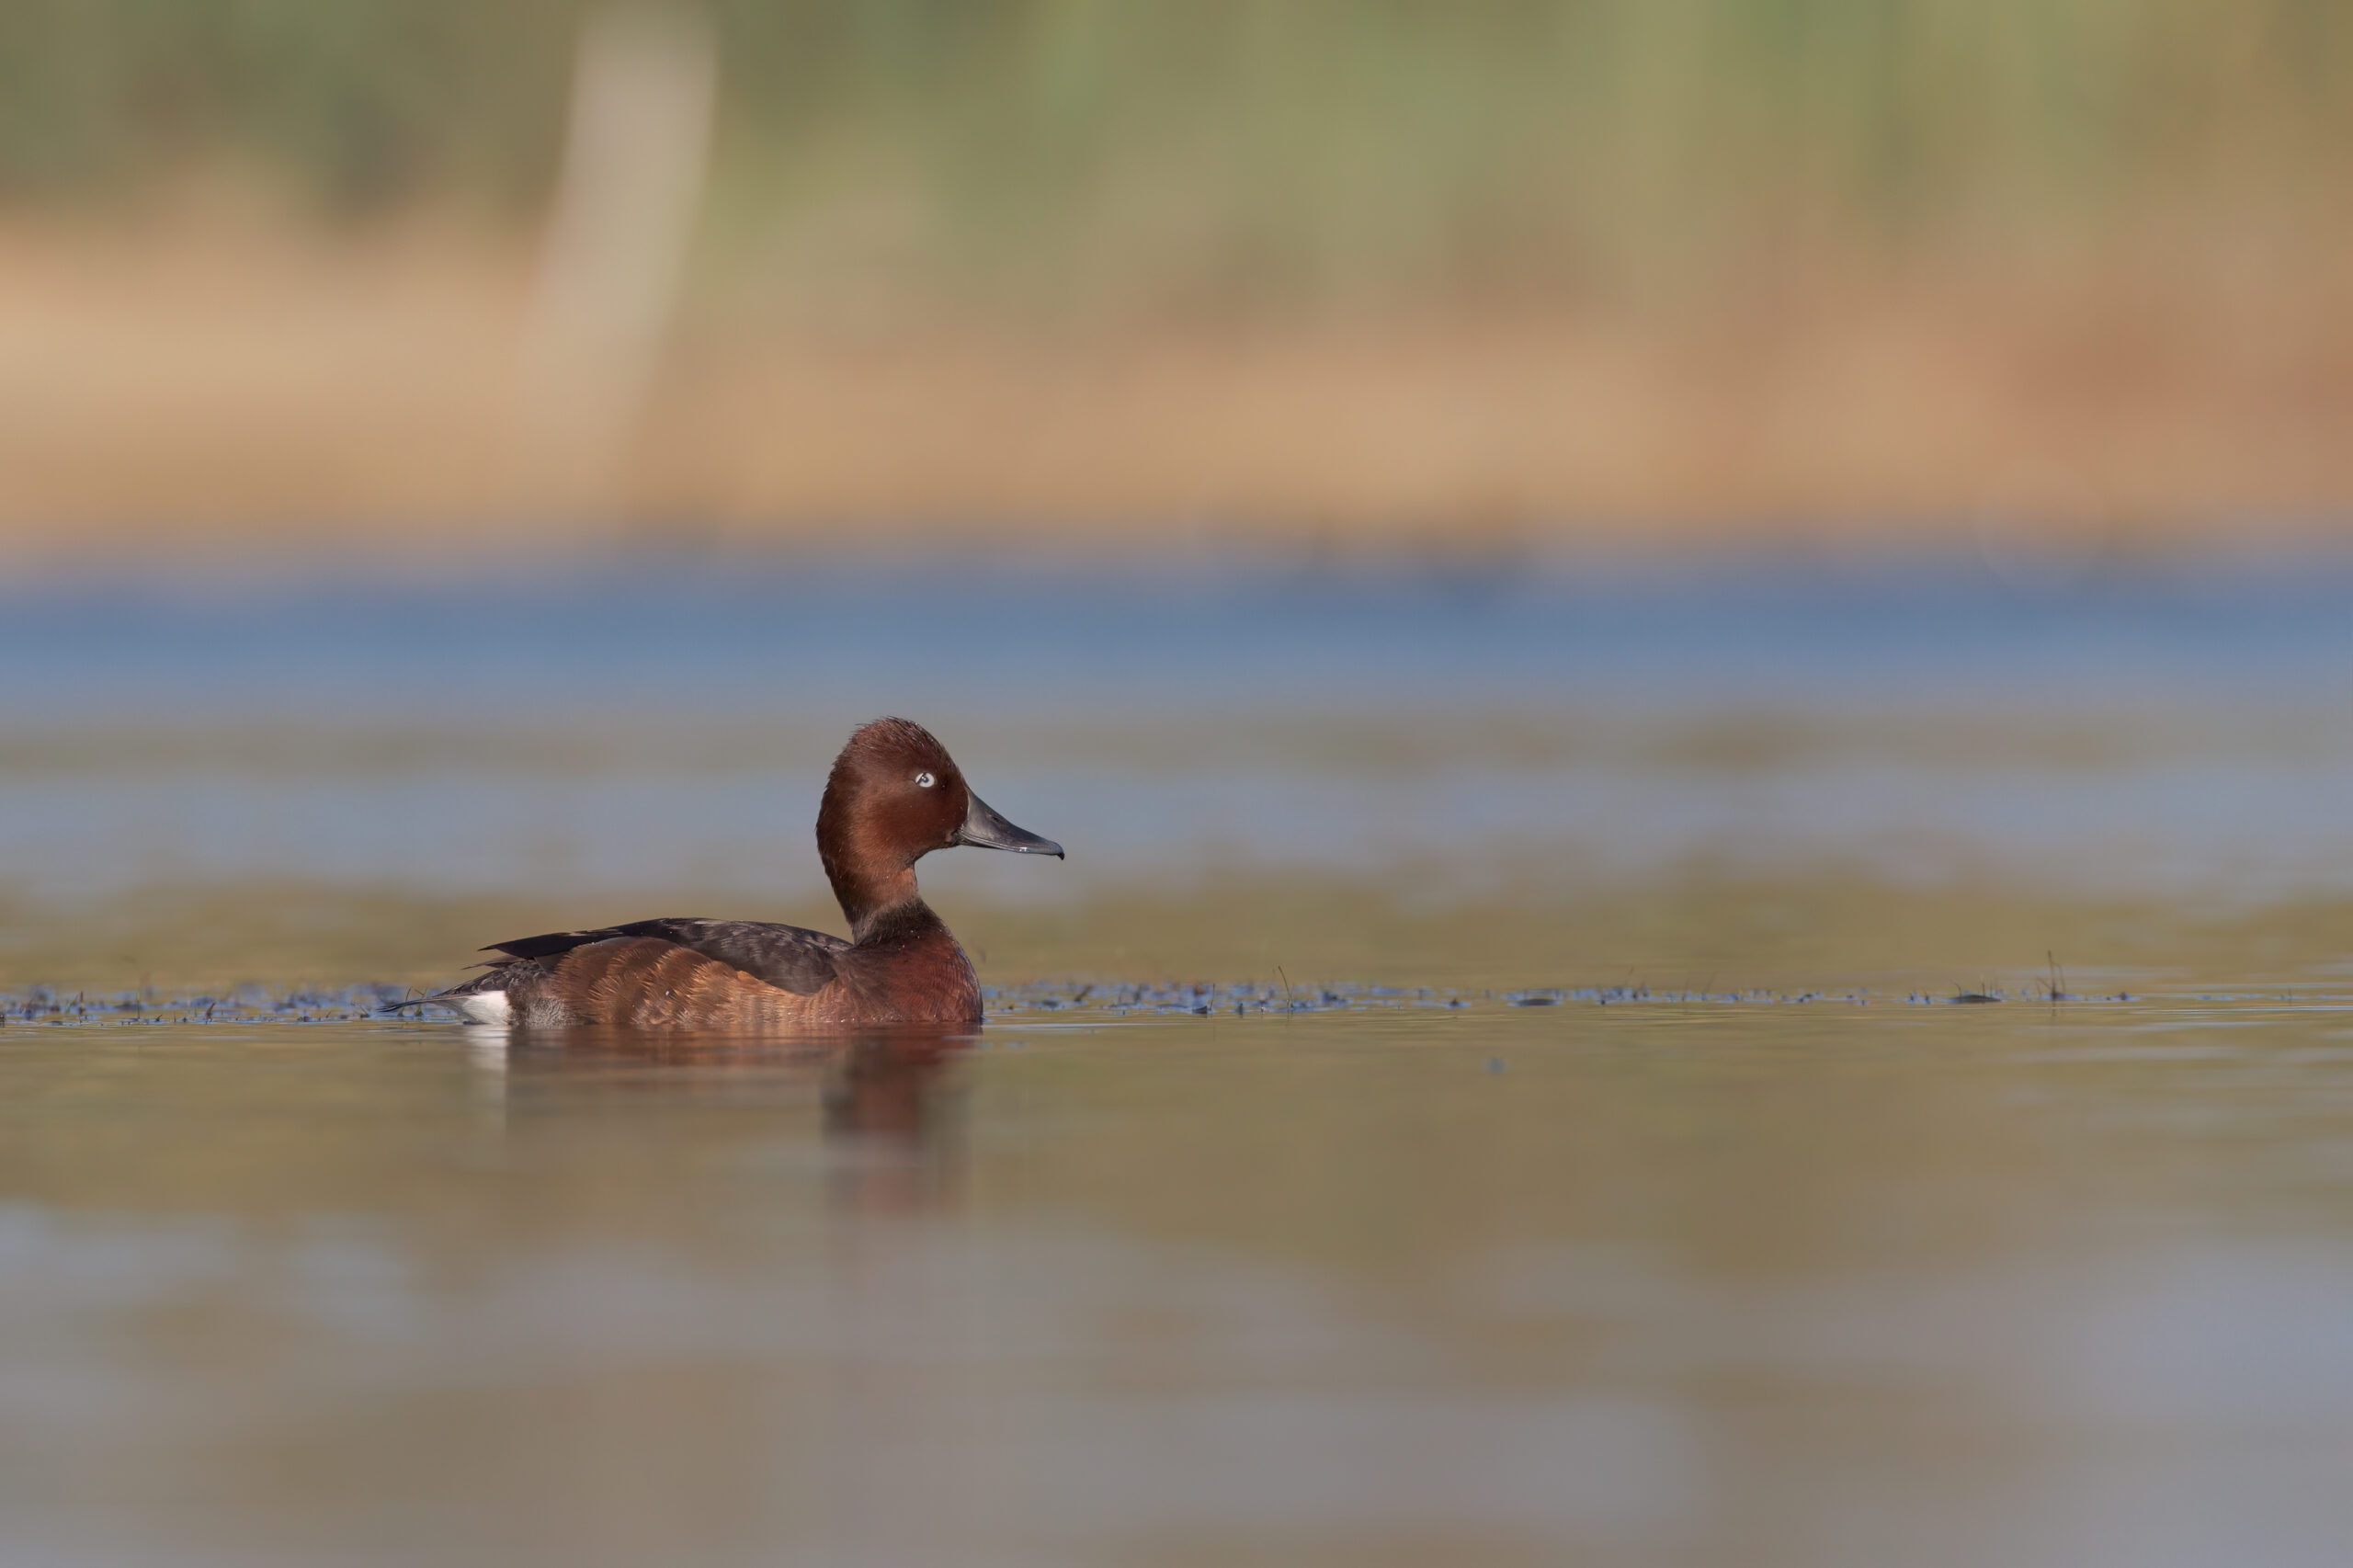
[444,915,842,1028]
[504,936,829,1028]
[449,911,981,1028]
[486,916,849,989]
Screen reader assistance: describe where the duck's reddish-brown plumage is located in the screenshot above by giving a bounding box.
[397,718,1061,1030]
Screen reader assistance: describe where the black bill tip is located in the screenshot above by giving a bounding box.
[954,791,1064,858]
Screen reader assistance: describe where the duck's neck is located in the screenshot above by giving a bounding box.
[849,893,952,950]
[826,859,936,945]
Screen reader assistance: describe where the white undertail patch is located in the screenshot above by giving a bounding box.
[458,990,512,1027]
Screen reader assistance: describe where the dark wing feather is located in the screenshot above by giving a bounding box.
[483,916,848,994]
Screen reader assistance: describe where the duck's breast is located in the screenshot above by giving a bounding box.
[836,938,983,1025]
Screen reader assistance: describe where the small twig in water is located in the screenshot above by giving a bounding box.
[2045,950,2068,1005]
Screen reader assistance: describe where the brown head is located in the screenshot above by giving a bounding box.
[816,717,1063,933]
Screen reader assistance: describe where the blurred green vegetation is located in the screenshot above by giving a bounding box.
[2,0,2347,304]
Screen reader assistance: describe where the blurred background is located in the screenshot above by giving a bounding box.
[1,0,2351,993]
[0,0,2347,557]
[0,0,2348,996]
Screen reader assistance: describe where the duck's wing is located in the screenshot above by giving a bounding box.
[483,916,850,994]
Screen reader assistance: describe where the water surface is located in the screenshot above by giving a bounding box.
[6,556,2353,915]
[6,555,2353,1562]
[3,994,2351,1567]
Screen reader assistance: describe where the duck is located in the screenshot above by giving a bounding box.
[390,717,1061,1029]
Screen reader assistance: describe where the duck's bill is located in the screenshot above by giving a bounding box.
[955,793,1064,858]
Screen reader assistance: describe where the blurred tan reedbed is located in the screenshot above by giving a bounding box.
[1,213,2350,557]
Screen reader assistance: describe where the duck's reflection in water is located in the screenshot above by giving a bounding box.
[467,1024,973,1214]
[818,1030,969,1215]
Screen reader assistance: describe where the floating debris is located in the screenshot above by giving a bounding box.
[0,975,2174,1028]
[0,983,406,1027]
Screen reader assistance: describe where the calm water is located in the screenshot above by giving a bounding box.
[6,555,2353,1563]
[3,996,2353,1567]
[3,554,2353,908]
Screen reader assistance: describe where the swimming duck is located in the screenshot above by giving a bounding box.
[392,717,1061,1029]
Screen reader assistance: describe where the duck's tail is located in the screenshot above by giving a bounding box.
[381,972,506,1017]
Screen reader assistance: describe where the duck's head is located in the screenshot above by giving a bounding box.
[818,718,1062,922]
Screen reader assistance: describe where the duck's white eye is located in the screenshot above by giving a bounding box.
[914,771,936,789]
